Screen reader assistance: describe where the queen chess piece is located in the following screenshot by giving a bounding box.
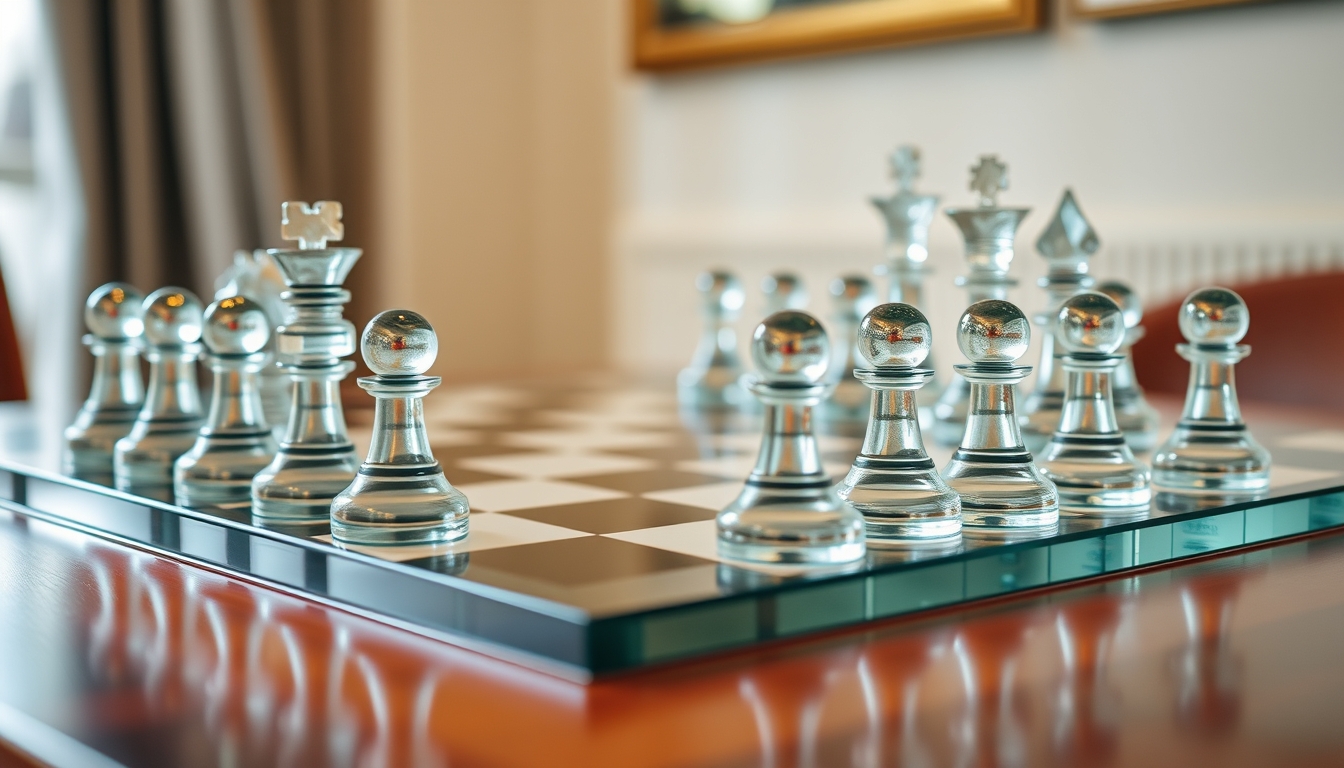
[113,288,206,501]
[717,311,866,565]
[1095,281,1161,451]
[174,296,279,514]
[64,283,146,484]
[1152,288,1270,494]
[762,271,807,314]
[836,303,961,540]
[941,300,1059,528]
[678,270,748,409]
[331,310,469,547]
[824,275,878,423]
[1038,292,1151,514]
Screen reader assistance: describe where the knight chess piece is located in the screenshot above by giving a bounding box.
[174,296,278,514]
[678,270,748,409]
[1152,288,1270,494]
[331,310,469,547]
[251,201,362,530]
[836,303,961,540]
[932,155,1031,446]
[113,288,206,501]
[941,299,1059,528]
[717,311,866,565]
[762,271,807,314]
[64,283,146,484]
[1038,292,1151,514]
[1095,281,1161,451]
[824,275,878,422]
[1020,190,1099,454]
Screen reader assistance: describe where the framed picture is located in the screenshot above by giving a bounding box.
[630,0,1044,72]
[1072,0,1265,19]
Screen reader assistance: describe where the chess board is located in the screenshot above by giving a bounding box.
[2,375,1343,681]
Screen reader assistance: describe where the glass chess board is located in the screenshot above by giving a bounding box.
[1,376,1342,681]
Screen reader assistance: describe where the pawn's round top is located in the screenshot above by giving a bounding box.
[829,275,876,319]
[1179,287,1249,346]
[142,287,203,347]
[696,271,745,313]
[363,309,437,376]
[1056,292,1125,355]
[203,296,270,355]
[85,282,144,340]
[857,303,931,368]
[957,299,1030,363]
[1095,280,1142,329]
[761,272,805,310]
[752,311,829,385]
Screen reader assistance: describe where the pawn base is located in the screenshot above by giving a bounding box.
[330,466,470,547]
[1040,436,1151,516]
[1152,423,1271,495]
[717,482,865,565]
[838,458,961,541]
[943,449,1059,528]
[251,445,360,528]
[175,429,278,513]
[114,418,203,503]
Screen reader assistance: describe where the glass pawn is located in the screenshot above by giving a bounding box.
[717,311,866,565]
[824,275,878,424]
[678,271,748,409]
[64,283,146,485]
[1152,288,1270,494]
[941,299,1059,528]
[836,303,960,540]
[113,288,205,501]
[1095,281,1161,452]
[174,296,279,514]
[331,310,469,547]
[1038,292,1151,514]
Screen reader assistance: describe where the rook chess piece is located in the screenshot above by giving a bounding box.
[64,283,146,484]
[1038,292,1151,514]
[174,296,279,514]
[825,275,878,422]
[331,310,469,546]
[1095,281,1161,451]
[836,303,960,540]
[678,270,748,408]
[717,311,865,564]
[1152,288,1270,494]
[941,300,1058,528]
[761,271,807,314]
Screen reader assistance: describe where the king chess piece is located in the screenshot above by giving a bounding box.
[678,270,748,409]
[1020,190,1099,454]
[1152,288,1270,494]
[762,271,807,314]
[1038,292,1151,514]
[941,299,1059,529]
[836,303,961,541]
[64,283,146,484]
[1096,281,1161,451]
[824,275,878,423]
[251,201,362,530]
[717,311,866,565]
[932,155,1030,446]
[113,288,205,501]
[331,310,469,547]
[174,296,278,514]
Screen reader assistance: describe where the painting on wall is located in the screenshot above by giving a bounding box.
[630,0,1043,72]
[1072,0,1267,19]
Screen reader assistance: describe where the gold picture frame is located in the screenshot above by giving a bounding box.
[631,0,1044,72]
[1071,0,1266,19]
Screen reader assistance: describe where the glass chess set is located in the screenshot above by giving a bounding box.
[3,156,1341,682]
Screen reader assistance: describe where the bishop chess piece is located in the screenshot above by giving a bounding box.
[836,303,960,540]
[1152,288,1270,494]
[678,270,748,409]
[717,311,865,565]
[1038,292,1151,514]
[1020,190,1099,454]
[941,300,1059,528]
[824,275,878,422]
[251,201,362,530]
[762,271,807,314]
[1096,281,1161,451]
[174,296,278,514]
[932,155,1030,446]
[331,310,469,547]
[64,283,146,484]
[113,288,205,501]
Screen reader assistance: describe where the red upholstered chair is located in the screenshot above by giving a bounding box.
[0,263,25,401]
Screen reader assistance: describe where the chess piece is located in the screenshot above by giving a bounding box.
[717,311,865,564]
[678,270,748,409]
[932,155,1030,446]
[174,296,279,514]
[1020,190,1099,454]
[836,303,960,540]
[824,275,878,422]
[1095,281,1161,451]
[1038,292,1151,514]
[113,288,206,501]
[251,201,362,530]
[215,249,291,433]
[1152,288,1270,494]
[64,283,146,484]
[941,300,1058,528]
[762,271,807,314]
[331,310,469,546]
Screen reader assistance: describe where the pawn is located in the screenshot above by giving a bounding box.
[824,275,878,422]
[761,271,807,314]
[174,296,279,514]
[1038,292,1151,514]
[717,311,865,565]
[941,300,1059,528]
[330,310,469,546]
[1152,288,1270,494]
[678,271,748,408]
[64,283,146,484]
[836,303,960,540]
[1095,281,1161,451]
